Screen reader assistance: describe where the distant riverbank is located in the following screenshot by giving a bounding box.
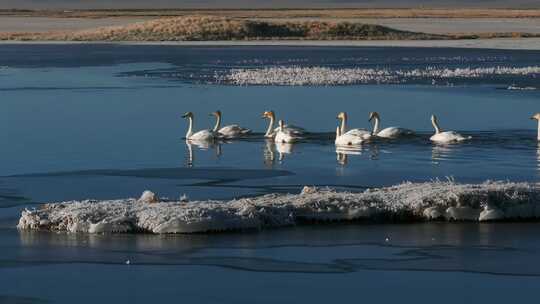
[2,38,540,50]
[1,9,540,44]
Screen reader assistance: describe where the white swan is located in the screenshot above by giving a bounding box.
[429,114,471,143]
[274,120,303,143]
[182,112,216,141]
[369,112,414,138]
[262,110,305,138]
[335,112,372,146]
[210,110,251,138]
[530,113,540,141]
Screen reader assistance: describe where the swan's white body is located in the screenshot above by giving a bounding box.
[274,120,303,143]
[211,111,251,138]
[429,115,470,143]
[335,112,372,146]
[369,112,414,138]
[531,113,540,141]
[182,112,216,142]
[263,111,305,139]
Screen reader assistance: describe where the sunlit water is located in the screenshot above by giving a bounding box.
[1,44,540,303]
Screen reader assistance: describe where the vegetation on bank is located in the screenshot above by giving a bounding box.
[0,16,447,41]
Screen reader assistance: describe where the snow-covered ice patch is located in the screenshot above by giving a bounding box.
[17,181,540,234]
[219,66,540,86]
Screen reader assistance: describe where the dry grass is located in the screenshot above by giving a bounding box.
[0,16,447,41]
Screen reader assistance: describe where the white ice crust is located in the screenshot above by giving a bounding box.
[220,66,540,86]
[17,181,540,234]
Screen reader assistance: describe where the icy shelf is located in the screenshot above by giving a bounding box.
[219,66,540,86]
[17,181,540,234]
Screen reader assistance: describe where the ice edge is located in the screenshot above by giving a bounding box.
[17,181,540,234]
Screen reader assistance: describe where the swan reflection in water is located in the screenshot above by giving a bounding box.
[335,144,380,166]
[184,139,221,167]
[262,139,298,165]
[536,142,540,173]
[263,139,275,167]
[275,142,296,162]
[431,142,456,165]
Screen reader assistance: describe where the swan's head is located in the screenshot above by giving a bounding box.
[430,114,438,123]
[210,110,222,117]
[182,112,193,119]
[531,113,540,121]
[278,119,285,128]
[368,112,380,122]
[262,111,275,119]
[336,112,347,120]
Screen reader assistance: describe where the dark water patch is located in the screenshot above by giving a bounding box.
[5,228,540,277]
[0,85,181,92]
[8,167,293,181]
[1,44,539,69]
[0,184,30,208]
[0,295,49,304]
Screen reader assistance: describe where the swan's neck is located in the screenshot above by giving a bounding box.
[372,116,380,135]
[340,116,347,134]
[336,125,341,138]
[537,120,540,141]
[186,117,194,138]
[212,114,221,132]
[432,118,442,134]
[265,116,275,137]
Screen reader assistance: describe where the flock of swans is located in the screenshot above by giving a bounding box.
[182,109,479,146]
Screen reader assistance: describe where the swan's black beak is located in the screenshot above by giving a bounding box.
[181,114,188,118]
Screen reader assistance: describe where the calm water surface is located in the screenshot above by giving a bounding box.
[1,44,540,303]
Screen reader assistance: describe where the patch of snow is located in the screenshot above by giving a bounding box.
[17,181,540,234]
[219,66,540,86]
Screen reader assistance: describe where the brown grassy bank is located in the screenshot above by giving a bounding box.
[0,16,448,41]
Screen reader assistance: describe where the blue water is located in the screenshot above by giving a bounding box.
[1,44,540,303]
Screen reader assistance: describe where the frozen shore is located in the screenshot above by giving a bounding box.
[17,181,540,234]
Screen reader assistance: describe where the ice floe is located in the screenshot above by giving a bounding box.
[219,66,540,86]
[17,181,540,234]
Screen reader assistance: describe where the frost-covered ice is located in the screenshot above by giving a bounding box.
[219,66,540,86]
[17,181,540,234]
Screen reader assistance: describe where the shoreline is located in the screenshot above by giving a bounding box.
[1,38,540,50]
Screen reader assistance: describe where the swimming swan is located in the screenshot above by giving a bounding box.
[369,112,414,138]
[335,112,372,146]
[262,110,305,138]
[210,110,251,138]
[429,114,471,143]
[274,120,303,143]
[182,112,216,141]
[530,113,540,141]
